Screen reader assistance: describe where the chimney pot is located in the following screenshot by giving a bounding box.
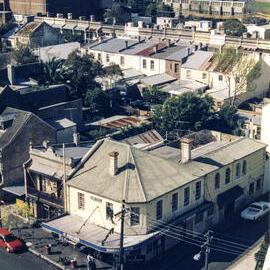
[125,40,128,49]
[109,151,119,176]
[180,138,193,163]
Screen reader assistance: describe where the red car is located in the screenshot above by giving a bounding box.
[0,228,24,253]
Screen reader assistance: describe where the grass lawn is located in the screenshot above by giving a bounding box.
[253,1,270,14]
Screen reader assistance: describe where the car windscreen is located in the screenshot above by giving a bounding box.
[249,205,262,211]
[4,235,17,242]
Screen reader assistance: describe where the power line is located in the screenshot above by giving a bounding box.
[128,210,255,255]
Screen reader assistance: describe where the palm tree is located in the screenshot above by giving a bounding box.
[40,57,64,85]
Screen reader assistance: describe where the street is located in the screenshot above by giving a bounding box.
[156,213,270,270]
[0,249,58,270]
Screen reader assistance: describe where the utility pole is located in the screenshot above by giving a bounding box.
[119,200,126,270]
[193,230,212,270]
[62,143,67,213]
[202,230,212,270]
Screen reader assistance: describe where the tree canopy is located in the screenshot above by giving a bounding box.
[11,44,37,65]
[223,19,247,37]
[152,92,215,132]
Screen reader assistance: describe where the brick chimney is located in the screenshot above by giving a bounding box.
[181,138,193,163]
[109,151,119,176]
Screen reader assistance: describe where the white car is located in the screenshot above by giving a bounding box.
[241,202,270,221]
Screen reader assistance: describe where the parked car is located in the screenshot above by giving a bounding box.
[0,228,24,253]
[241,202,270,221]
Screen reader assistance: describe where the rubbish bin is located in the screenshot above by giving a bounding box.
[70,259,77,269]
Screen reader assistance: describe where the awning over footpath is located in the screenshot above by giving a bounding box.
[42,214,159,253]
[217,185,244,206]
[2,186,25,197]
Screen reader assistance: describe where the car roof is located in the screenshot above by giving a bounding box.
[0,228,11,236]
[251,202,267,207]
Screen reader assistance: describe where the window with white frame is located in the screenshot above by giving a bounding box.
[78,192,85,210]
[184,187,190,206]
[171,192,178,212]
[130,207,140,226]
[156,200,163,220]
[195,181,201,200]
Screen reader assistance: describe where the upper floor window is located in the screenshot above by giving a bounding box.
[195,181,201,200]
[150,60,155,71]
[174,63,179,73]
[106,54,110,63]
[97,53,102,62]
[106,202,114,220]
[143,59,147,69]
[215,173,220,190]
[236,163,241,179]
[130,207,140,226]
[225,168,231,184]
[218,75,223,81]
[78,192,85,210]
[156,200,163,220]
[120,56,125,65]
[171,193,178,212]
[202,73,207,79]
[184,187,190,206]
[242,160,247,175]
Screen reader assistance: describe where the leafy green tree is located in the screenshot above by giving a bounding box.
[39,57,64,85]
[11,44,37,65]
[145,2,157,17]
[214,48,262,106]
[223,19,247,37]
[152,92,214,132]
[84,88,110,115]
[103,64,123,88]
[142,86,168,105]
[62,51,103,98]
[104,3,130,24]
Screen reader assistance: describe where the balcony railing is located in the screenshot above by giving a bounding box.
[27,187,64,207]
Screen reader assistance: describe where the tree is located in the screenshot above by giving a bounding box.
[223,19,247,37]
[84,88,110,115]
[62,50,103,98]
[11,44,37,65]
[145,2,157,17]
[214,48,262,106]
[103,64,123,88]
[39,57,64,85]
[152,92,214,132]
[104,3,130,24]
[142,86,168,105]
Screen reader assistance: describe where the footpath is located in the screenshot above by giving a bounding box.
[2,206,112,270]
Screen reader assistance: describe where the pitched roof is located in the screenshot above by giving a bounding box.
[67,138,265,203]
[15,21,44,37]
[182,51,214,70]
[0,107,32,149]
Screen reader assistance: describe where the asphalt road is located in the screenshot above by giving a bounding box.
[0,249,58,270]
[162,214,270,270]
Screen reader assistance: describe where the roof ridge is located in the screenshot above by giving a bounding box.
[201,137,245,157]
[122,144,130,202]
[129,147,147,202]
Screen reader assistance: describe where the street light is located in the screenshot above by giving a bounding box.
[193,251,201,261]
